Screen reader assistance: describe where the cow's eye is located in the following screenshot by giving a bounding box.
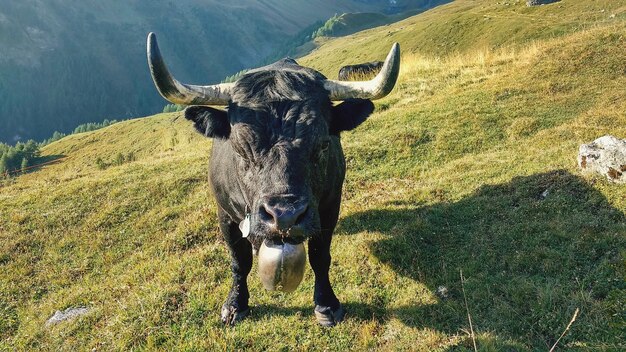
[316,140,330,161]
[231,139,253,162]
[235,148,249,161]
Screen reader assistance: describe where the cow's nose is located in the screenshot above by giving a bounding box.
[261,202,308,232]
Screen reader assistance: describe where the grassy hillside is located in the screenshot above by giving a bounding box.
[301,0,626,77]
[1,0,625,350]
[265,1,451,66]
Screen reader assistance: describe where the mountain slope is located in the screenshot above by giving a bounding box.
[301,0,626,77]
[1,0,625,350]
[0,0,437,143]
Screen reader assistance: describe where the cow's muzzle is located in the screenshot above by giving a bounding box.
[258,194,311,242]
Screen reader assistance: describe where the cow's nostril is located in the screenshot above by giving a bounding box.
[294,204,308,225]
[260,203,275,222]
[262,202,308,232]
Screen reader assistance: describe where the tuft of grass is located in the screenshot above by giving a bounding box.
[1,1,625,350]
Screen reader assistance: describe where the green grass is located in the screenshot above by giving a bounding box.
[1,0,625,350]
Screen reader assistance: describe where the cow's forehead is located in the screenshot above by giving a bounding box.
[228,66,331,147]
[231,65,329,108]
[230,100,328,147]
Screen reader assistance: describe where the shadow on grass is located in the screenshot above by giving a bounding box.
[1,156,66,184]
[19,154,66,176]
[32,154,66,168]
[248,303,524,349]
[335,170,625,350]
[35,154,65,164]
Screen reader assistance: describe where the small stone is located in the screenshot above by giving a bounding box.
[540,189,550,200]
[578,135,626,183]
[45,307,90,326]
[436,285,449,299]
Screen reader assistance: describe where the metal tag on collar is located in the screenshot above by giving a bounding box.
[239,213,250,238]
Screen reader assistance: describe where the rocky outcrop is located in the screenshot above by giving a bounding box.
[527,0,560,6]
[578,135,626,183]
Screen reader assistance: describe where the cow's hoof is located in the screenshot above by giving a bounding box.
[221,304,249,326]
[314,304,345,327]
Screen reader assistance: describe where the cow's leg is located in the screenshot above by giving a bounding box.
[218,210,253,325]
[309,203,344,327]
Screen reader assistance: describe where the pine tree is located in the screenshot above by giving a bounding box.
[0,153,9,177]
[21,157,28,173]
[5,150,17,171]
[24,140,40,159]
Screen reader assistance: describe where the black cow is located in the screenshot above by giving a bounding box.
[146,33,400,326]
[338,61,384,81]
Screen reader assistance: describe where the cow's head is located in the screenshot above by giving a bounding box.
[147,33,399,247]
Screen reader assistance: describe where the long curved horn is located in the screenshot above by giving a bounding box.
[324,43,400,101]
[147,32,233,105]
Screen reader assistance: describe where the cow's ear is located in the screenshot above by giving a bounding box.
[329,99,375,135]
[184,106,230,139]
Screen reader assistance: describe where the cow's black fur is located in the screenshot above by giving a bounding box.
[185,58,374,326]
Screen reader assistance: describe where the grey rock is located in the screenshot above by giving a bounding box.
[526,0,560,6]
[436,285,449,299]
[45,307,90,326]
[578,135,626,183]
